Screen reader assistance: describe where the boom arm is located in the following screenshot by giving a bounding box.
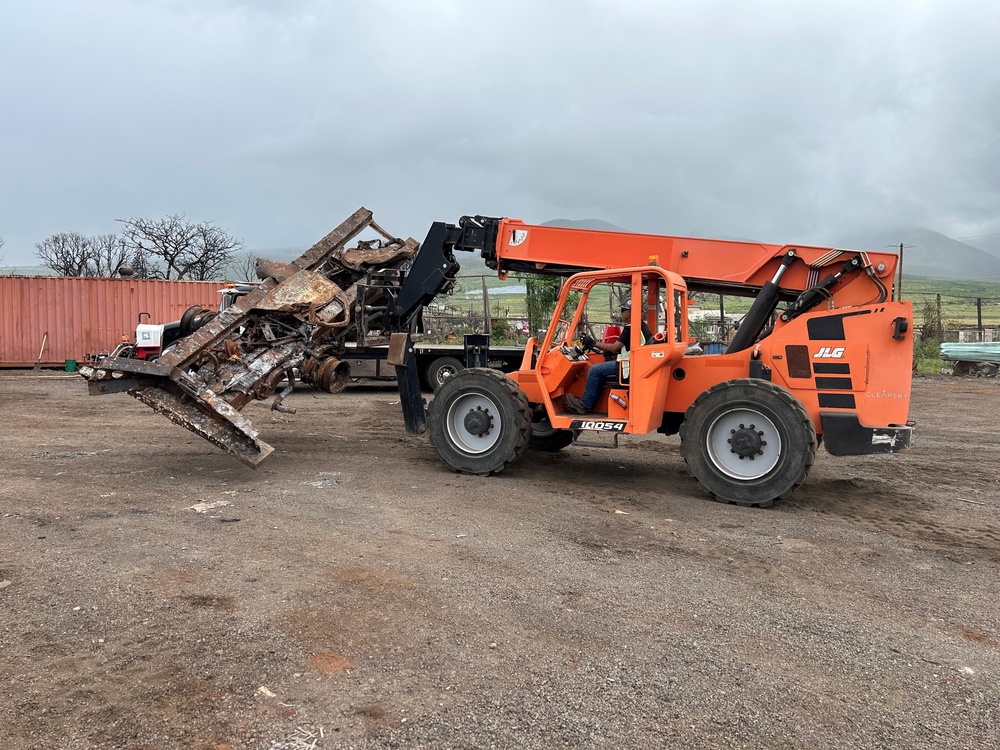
[433,215,898,304]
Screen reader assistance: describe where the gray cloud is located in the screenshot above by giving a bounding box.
[1,0,998,264]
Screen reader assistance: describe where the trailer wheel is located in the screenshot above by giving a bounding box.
[426,357,464,390]
[680,379,817,508]
[428,368,531,476]
[528,408,576,452]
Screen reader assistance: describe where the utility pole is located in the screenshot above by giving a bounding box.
[885,242,914,301]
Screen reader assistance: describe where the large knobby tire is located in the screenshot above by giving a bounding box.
[428,368,532,476]
[529,409,576,452]
[679,379,817,508]
[426,357,465,390]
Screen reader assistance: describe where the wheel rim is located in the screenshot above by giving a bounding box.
[705,407,782,480]
[438,364,459,385]
[445,391,503,454]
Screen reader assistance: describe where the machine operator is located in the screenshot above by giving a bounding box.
[564,298,652,415]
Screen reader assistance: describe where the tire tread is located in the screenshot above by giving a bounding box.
[428,368,531,476]
[679,378,817,507]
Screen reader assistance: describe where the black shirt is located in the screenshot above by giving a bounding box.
[617,322,654,351]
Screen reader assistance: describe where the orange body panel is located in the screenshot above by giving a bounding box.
[661,303,913,433]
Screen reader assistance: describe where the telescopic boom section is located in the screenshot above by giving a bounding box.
[442,215,899,305]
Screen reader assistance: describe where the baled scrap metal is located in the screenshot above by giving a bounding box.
[80,207,425,467]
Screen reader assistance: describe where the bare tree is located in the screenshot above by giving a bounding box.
[127,245,157,279]
[91,234,131,277]
[0,235,5,268]
[119,214,244,280]
[229,250,262,282]
[36,232,96,276]
[35,232,137,277]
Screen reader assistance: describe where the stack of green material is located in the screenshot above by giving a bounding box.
[940,342,1000,362]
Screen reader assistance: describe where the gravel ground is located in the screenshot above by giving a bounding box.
[1,372,998,749]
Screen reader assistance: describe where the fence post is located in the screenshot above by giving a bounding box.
[481,276,491,334]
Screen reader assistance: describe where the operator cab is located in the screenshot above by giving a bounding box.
[512,267,689,435]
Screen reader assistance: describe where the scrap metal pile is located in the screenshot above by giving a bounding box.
[80,208,452,467]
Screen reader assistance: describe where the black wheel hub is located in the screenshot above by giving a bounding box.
[729,423,766,459]
[464,407,493,437]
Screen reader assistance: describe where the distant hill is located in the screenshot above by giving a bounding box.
[836,228,1000,281]
[0,265,56,276]
[966,234,1000,261]
[245,247,301,263]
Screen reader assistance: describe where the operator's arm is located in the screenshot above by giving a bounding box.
[592,339,624,355]
[592,326,629,355]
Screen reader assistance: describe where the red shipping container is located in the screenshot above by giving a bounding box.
[0,276,230,367]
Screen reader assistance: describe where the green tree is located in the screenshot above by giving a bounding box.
[523,274,561,336]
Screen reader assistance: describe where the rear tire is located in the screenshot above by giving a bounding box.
[426,357,464,390]
[680,379,817,507]
[428,368,531,475]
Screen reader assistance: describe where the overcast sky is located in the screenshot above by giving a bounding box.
[1,0,998,264]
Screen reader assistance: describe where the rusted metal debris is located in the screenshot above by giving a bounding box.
[79,208,431,468]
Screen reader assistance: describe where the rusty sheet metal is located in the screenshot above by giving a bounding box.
[132,382,275,466]
[255,270,344,313]
[0,276,226,367]
[80,207,432,468]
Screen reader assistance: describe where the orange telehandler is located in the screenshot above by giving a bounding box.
[397,216,913,507]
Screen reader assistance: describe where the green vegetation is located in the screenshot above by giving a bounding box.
[913,339,947,376]
[902,275,1000,328]
[903,275,1000,374]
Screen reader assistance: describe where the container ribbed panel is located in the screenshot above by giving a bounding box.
[0,276,230,366]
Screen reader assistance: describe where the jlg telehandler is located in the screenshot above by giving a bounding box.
[397,216,912,507]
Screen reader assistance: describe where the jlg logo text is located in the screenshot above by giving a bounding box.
[814,347,845,358]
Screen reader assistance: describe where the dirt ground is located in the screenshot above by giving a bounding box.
[1,372,998,749]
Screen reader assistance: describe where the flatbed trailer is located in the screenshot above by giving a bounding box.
[341,341,524,389]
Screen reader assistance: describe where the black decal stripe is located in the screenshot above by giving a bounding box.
[806,310,872,341]
[818,393,856,408]
[815,376,853,390]
[813,363,851,374]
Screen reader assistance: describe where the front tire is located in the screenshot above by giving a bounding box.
[428,369,532,475]
[680,379,817,507]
